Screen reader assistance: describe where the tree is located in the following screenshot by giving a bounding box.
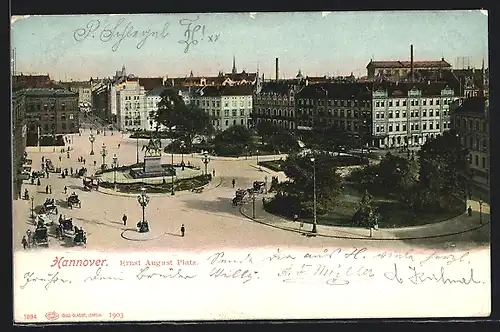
[213,125,254,155]
[311,124,357,154]
[418,130,470,207]
[256,121,299,153]
[351,190,379,227]
[279,152,343,215]
[154,91,213,148]
[378,152,418,193]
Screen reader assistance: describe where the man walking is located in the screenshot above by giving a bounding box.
[180,224,185,237]
[232,179,235,188]
[22,236,28,250]
[122,214,128,226]
[64,186,67,194]
[45,185,49,194]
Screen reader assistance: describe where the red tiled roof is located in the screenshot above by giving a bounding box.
[12,74,60,90]
[367,60,452,69]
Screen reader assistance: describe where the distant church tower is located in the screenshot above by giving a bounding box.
[232,55,237,74]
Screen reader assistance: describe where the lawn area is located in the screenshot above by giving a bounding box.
[99,174,211,194]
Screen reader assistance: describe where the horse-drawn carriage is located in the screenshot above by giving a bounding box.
[32,170,45,178]
[67,193,81,208]
[37,213,54,227]
[73,228,87,246]
[253,181,266,194]
[75,167,87,178]
[83,176,99,191]
[32,225,49,247]
[59,217,76,237]
[45,159,55,172]
[43,198,58,214]
[232,188,249,206]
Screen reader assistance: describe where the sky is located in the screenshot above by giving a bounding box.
[11,11,489,81]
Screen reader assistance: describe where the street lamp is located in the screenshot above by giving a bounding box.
[136,188,150,233]
[101,143,108,168]
[479,197,483,224]
[252,193,256,219]
[88,134,95,155]
[30,196,34,219]
[180,141,186,164]
[136,136,139,164]
[171,149,175,196]
[310,157,317,233]
[202,150,211,176]
[112,154,118,190]
[256,149,259,165]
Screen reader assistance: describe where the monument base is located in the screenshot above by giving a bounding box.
[144,156,163,173]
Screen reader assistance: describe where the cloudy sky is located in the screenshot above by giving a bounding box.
[11,11,488,80]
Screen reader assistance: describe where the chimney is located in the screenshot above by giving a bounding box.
[275,58,279,81]
[410,44,414,82]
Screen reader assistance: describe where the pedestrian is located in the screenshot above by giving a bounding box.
[49,185,52,194]
[94,161,96,166]
[64,186,67,194]
[70,167,73,175]
[59,156,62,162]
[212,169,216,177]
[468,206,472,217]
[42,156,45,163]
[293,214,298,222]
[37,178,41,186]
[22,236,28,250]
[180,224,185,237]
[83,158,86,164]
[232,179,235,188]
[122,214,127,226]
[45,185,49,194]
[118,143,120,149]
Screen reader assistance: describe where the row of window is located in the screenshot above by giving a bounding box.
[375,109,450,119]
[470,154,488,169]
[124,120,142,126]
[256,109,294,117]
[298,99,371,107]
[197,100,252,108]
[374,98,455,108]
[124,96,141,101]
[202,109,247,117]
[464,136,488,152]
[375,121,449,133]
[37,122,76,131]
[212,118,251,127]
[454,116,488,133]
[296,120,364,132]
[296,108,369,118]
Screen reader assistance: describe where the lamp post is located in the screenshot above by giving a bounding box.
[479,197,483,224]
[136,136,139,164]
[180,141,186,164]
[30,196,34,219]
[88,134,95,155]
[170,149,175,196]
[101,143,107,168]
[52,129,56,152]
[310,157,317,233]
[256,149,259,165]
[112,154,118,190]
[202,150,211,176]
[136,188,150,232]
[252,194,256,219]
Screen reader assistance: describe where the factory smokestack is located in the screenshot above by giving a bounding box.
[410,44,414,82]
[275,57,279,81]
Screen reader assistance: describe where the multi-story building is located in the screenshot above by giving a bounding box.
[12,90,27,199]
[192,85,253,131]
[138,77,164,92]
[253,81,299,131]
[91,80,111,121]
[22,88,79,144]
[371,82,459,148]
[115,78,147,132]
[145,86,169,131]
[294,83,373,144]
[450,96,489,186]
[59,81,92,107]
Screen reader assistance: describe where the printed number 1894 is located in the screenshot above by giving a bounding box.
[24,314,37,320]
[109,313,124,319]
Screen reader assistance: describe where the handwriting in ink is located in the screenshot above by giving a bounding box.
[20,272,72,290]
[73,18,170,52]
[83,267,124,282]
[263,249,296,262]
[207,252,254,265]
[178,16,204,53]
[136,266,196,280]
[344,247,367,260]
[418,251,470,267]
[372,249,415,262]
[303,248,343,259]
[208,267,258,284]
[383,263,484,285]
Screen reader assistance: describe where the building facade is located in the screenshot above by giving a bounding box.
[366,58,452,79]
[450,96,489,186]
[23,88,79,144]
[145,86,169,131]
[60,81,92,107]
[253,81,298,131]
[115,79,147,131]
[12,90,27,199]
[192,85,253,131]
[294,83,373,143]
[371,82,459,148]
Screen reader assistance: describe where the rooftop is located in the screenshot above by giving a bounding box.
[146,86,169,96]
[452,96,487,115]
[138,77,164,91]
[19,88,78,97]
[297,82,373,100]
[367,60,452,69]
[198,84,254,97]
[372,81,459,97]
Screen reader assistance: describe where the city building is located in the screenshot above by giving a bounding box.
[91,79,111,122]
[115,77,147,132]
[138,77,165,92]
[59,81,92,108]
[145,86,169,131]
[253,81,300,131]
[371,82,460,148]
[12,74,55,89]
[450,96,489,187]
[192,84,254,131]
[22,88,79,144]
[294,83,373,143]
[12,90,27,199]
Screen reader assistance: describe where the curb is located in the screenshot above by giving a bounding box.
[239,204,490,241]
[120,229,167,241]
[249,164,272,174]
[96,177,224,198]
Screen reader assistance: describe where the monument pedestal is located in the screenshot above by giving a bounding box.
[144,156,163,173]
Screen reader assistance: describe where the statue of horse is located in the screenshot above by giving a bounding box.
[142,138,162,157]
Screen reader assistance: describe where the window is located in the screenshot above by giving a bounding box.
[225,120,229,126]
[389,101,393,107]
[429,100,433,105]
[423,123,427,130]
[376,101,380,107]
[422,110,427,117]
[410,111,414,118]
[224,102,229,107]
[403,100,407,106]
[395,111,400,118]
[389,125,393,132]
[61,114,66,121]
[396,100,400,107]
[422,100,426,106]
[381,101,385,107]
[429,123,434,130]
[402,111,406,118]
[411,124,414,130]
[436,110,439,116]
[436,123,440,130]
[396,124,400,131]
[240,110,245,116]
[61,123,67,130]
[61,103,66,111]
[241,119,244,125]
[429,110,434,117]
[389,112,393,118]
[224,110,229,117]
[411,100,415,106]
[233,120,236,125]
[475,155,479,166]
[403,124,406,131]
[232,110,237,117]
[436,99,440,105]
[415,124,419,130]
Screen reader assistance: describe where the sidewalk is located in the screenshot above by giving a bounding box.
[239,196,490,241]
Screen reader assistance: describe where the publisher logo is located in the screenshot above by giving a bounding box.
[45,311,59,321]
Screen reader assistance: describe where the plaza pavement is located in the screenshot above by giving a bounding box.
[13,129,490,252]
